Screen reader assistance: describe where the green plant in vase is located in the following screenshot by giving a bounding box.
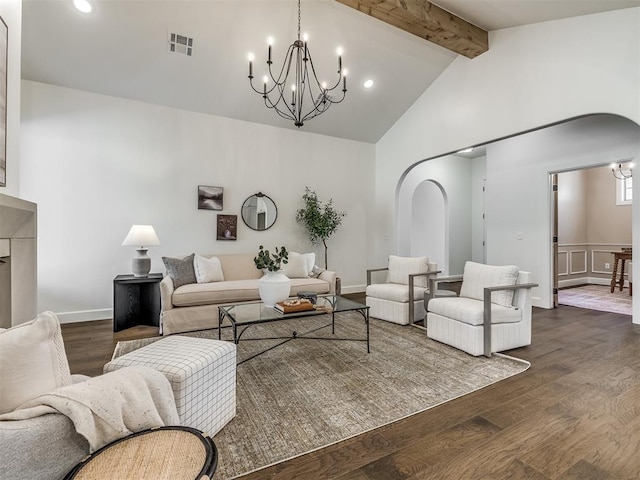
[254,245,288,272]
[254,245,290,307]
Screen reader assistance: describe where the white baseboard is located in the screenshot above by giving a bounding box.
[56,309,112,324]
[558,276,626,288]
[52,287,372,324]
[55,278,625,323]
[341,284,366,294]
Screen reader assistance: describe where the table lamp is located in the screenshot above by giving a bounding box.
[122,225,161,277]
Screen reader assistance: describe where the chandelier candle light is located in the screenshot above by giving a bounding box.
[248,0,347,127]
[611,162,633,179]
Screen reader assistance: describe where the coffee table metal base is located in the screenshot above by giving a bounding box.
[218,297,369,364]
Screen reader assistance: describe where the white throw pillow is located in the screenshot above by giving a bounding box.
[283,252,315,278]
[0,311,72,414]
[193,255,224,283]
[387,255,430,288]
[302,252,315,274]
[459,261,519,307]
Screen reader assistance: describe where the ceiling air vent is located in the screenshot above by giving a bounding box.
[169,33,193,56]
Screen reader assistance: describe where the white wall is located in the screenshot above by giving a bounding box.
[398,154,472,275]
[376,8,640,321]
[485,115,640,307]
[0,0,22,197]
[20,81,375,321]
[471,156,486,263]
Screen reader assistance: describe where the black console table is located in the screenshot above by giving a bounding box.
[113,273,163,332]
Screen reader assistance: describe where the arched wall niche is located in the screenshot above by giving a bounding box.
[397,154,473,276]
[395,114,640,316]
[409,179,447,272]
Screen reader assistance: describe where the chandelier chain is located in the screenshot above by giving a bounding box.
[297,0,301,40]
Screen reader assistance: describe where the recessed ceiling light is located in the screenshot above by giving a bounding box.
[73,0,92,13]
[457,147,474,153]
[363,79,374,89]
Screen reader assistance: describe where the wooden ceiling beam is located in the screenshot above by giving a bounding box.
[335,0,488,59]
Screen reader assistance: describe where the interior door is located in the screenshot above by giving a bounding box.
[552,173,559,308]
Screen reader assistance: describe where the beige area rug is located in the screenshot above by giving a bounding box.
[113,314,529,479]
[558,284,632,315]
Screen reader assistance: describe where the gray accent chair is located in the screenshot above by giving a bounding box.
[0,375,91,480]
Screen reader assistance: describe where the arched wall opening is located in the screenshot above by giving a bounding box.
[394,114,640,317]
[410,180,446,271]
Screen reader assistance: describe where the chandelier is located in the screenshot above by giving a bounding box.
[611,162,633,179]
[247,0,347,128]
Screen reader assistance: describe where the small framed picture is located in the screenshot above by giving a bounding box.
[217,214,237,241]
[198,185,223,211]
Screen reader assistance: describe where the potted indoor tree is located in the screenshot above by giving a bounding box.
[254,245,290,307]
[296,187,346,269]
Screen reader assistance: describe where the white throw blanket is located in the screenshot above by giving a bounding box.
[0,366,180,452]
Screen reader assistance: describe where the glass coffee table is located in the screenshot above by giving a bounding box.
[218,295,370,364]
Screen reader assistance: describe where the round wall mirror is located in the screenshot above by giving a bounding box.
[241,192,278,231]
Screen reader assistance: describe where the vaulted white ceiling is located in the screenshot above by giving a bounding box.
[21,0,640,143]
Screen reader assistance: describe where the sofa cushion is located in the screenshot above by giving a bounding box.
[163,254,197,288]
[290,278,332,295]
[0,312,72,414]
[366,283,426,303]
[193,255,224,283]
[459,261,519,307]
[172,277,332,307]
[283,252,315,278]
[216,254,263,281]
[387,255,430,288]
[428,297,522,326]
[172,279,261,306]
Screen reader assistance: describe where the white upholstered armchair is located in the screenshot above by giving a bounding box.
[426,261,538,357]
[366,255,439,325]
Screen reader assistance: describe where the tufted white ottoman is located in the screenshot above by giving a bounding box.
[104,336,236,436]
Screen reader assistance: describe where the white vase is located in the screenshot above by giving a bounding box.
[258,271,291,307]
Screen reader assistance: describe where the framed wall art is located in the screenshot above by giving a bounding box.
[216,214,237,241]
[198,185,223,210]
[0,16,7,187]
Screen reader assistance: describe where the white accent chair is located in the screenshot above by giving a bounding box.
[426,261,538,357]
[366,255,438,325]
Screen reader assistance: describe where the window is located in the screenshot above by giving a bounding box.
[624,176,633,202]
[616,175,633,205]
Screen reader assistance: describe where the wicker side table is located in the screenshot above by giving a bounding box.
[64,426,217,480]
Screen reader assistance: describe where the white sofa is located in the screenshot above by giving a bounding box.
[426,261,537,357]
[160,253,337,335]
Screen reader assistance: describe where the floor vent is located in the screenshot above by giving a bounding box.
[169,33,193,56]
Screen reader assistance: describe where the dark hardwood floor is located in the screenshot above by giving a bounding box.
[61,301,640,479]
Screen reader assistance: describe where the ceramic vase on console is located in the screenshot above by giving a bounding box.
[258,271,291,307]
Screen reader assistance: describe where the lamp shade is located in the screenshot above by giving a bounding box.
[122,225,160,248]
